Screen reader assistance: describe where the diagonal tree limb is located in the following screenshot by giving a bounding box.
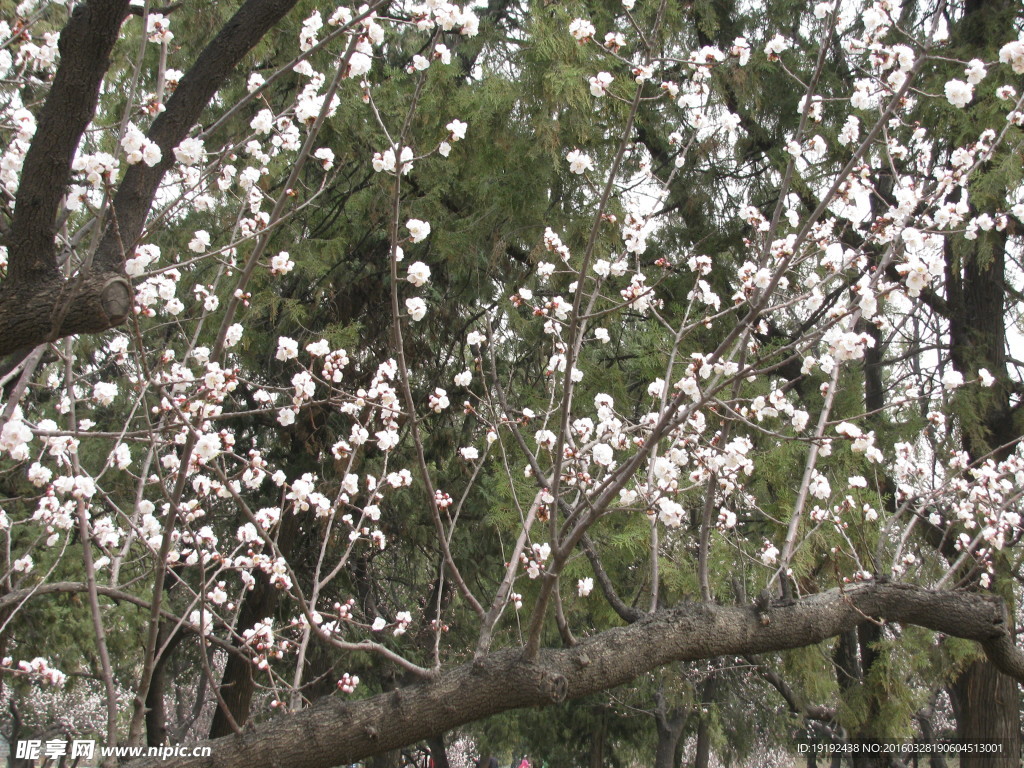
[93,0,303,272]
[7,0,130,284]
[580,533,643,623]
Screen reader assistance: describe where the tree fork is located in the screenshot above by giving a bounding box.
[0,0,305,360]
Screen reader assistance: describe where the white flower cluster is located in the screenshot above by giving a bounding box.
[569,18,596,42]
[373,145,414,174]
[15,30,58,72]
[146,14,173,44]
[1,409,33,461]
[895,228,945,298]
[72,152,119,189]
[589,71,613,97]
[121,124,162,167]
[174,137,206,166]
[999,37,1024,74]
[835,422,884,463]
[407,2,480,37]
[337,673,360,693]
[521,542,552,579]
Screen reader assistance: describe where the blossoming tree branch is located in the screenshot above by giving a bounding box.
[0,0,1023,765]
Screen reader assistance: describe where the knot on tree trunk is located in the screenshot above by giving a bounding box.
[543,672,568,703]
[100,276,132,323]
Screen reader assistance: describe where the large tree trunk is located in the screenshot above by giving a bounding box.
[944,223,1021,768]
[588,712,607,768]
[654,731,680,768]
[0,0,304,359]
[206,571,282,738]
[426,735,450,768]
[950,661,1020,768]
[914,705,947,768]
[833,627,887,768]
[7,701,34,768]
[145,623,182,747]
[367,750,401,768]
[927,0,1022,758]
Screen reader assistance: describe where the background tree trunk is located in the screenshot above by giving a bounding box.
[950,661,1020,768]
[944,224,1021,768]
[655,692,688,768]
[588,714,607,768]
[209,507,304,737]
[692,674,719,768]
[427,735,450,768]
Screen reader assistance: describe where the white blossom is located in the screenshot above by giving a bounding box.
[406,261,431,286]
[93,381,118,406]
[276,337,299,361]
[251,109,274,134]
[405,297,427,321]
[270,251,295,275]
[944,79,973,108]
[764,34,790,59]
[941,369,964,389]
[566,149,593,174]
[188,230,210,253]
[446,119,467,140]
[407,219,431,243]
[999,39,1024,74]
[592,443,614,466]
[965,59,987,85]
[314,147,335,170]
[589,71,613,97]
[569,18,596,42]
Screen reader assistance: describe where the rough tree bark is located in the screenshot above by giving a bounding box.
[588,713,607,768]
[122,583,1024,768]
[949,660,1020,768]
[0,0,131,359]
[426,734,451,768]
[833,625,888,768]
[146,624,184,747]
